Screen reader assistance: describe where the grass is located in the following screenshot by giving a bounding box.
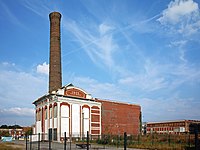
[0,142,24,150]
[128,143,187,150]
[94,134,196,150]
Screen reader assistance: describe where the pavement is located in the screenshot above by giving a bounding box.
[7,140,147,150]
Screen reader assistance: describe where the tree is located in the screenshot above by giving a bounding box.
[0,130,10,137]
[0,125,8,129]
[25,129,32,135]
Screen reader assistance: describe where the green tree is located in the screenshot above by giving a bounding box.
[0,130,10,137]
[25,129,32,135]
[0,125,8,129]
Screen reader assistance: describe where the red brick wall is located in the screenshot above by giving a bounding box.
[95,99,141,135]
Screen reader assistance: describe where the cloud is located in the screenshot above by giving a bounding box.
[21,0,51,18]
[119,75,167,92]
[168,40,188,63]
[140,96,200,122]
[118,60,169,92]
[0,107,34,117]
[157,0,200,35]
[0,1,25,28]
[1,62,16,67]
[71,76,132,102]
[0,62,48,107]
[158,0,198,24]
[36,62,49,75]
[168,40,187,47]
[63,19,118,69]
[99,23,114,35]
[0,62,47,125]
[118,57,200,93]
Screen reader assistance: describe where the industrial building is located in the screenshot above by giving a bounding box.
[146,120,200,134]
[32,12,141,141]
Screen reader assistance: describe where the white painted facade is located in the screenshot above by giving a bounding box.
[33,84,101,141]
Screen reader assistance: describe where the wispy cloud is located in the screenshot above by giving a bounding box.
[0,107,34,117]
[99,23,115,35]
[21,0,51,18]
[0,62,48,108]
[118,56,200,93]
[71,76,132,102]
[63,19,118,69]
[169,40,187,63]
[140,95,200,122]
[118,60,169,92]
[0,1,25,28]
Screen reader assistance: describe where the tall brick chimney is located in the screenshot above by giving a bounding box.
[49,12,62,93]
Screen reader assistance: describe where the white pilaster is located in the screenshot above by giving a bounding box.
[57,102,60,142]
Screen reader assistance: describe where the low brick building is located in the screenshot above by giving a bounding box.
[146,120,200,134]
[0,126,31,138]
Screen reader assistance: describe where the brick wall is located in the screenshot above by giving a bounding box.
[95,99,141,135]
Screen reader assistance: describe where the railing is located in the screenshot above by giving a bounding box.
[24,132,199,150]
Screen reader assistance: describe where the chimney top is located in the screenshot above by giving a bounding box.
[49,12,62,20]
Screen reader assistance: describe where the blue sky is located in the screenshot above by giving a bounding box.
[0,0,200,126]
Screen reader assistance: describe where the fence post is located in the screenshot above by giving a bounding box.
[168,134,170,146]
[194,126,198,150]
[26,134,28,150]
[124,132,127,150]
[188,133,190,147]
[38,133,40,150]
[64,132,67,150]
[117,135,119,148]
[87,131,89,150]
[30,134,32,150]
[103,135,106,149]
[151,133,154,145]
[49,129,51,150]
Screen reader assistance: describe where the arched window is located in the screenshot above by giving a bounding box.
[45,106,47,119]
[38,108,41,121]
[54,104,57,118]
[49,104,52,119]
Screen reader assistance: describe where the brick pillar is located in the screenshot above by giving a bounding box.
[49,12,62,93]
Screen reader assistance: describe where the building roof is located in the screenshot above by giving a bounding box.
[95,98,140,107]
[33,83,93,105]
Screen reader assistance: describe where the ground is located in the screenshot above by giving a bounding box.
[0,140,147,150]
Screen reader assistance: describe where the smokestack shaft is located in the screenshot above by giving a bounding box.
[49,12,62,93]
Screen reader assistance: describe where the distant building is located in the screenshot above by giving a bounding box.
[0,128,22,138]
[0,126,31,138]
[33,84,141,141]
[146,120,200,134]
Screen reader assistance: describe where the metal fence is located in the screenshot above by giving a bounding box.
[25,132,200,150]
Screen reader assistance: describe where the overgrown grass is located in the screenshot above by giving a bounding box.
[94,134,197,150]
[128,143,187,150]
